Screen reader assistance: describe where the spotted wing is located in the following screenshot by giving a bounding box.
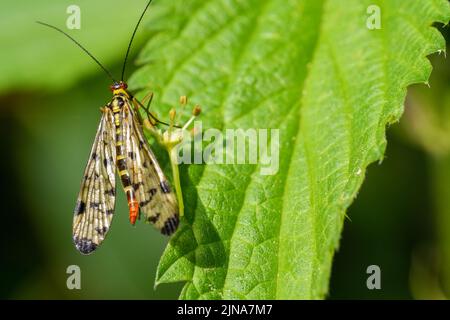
[73,108,116,254]
[121,102,179,235]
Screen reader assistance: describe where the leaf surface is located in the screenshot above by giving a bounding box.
[130,0,450,299]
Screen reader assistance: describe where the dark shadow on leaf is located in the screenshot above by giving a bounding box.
[168,163,226,269]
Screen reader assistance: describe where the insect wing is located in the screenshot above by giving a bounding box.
[121,101,179,235]
[73,108,117,254]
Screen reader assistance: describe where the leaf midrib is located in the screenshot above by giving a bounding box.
[220,1,325,299]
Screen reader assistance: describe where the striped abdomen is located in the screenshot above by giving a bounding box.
[111,96,139,225]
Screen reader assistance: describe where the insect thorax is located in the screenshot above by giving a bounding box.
[109,90,131,111]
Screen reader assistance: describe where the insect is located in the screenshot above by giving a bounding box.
[38,0,198,254]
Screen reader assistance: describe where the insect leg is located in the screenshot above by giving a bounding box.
[132,96,173,128]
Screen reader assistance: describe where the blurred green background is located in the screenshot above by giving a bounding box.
[0,0,449,299]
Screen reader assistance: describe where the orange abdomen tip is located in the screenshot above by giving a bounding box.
[128,201,139,225]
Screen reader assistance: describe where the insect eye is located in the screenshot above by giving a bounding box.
[110,83,120,91]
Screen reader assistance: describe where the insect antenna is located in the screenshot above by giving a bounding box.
[121,0,154,81]
[36,21,117,83]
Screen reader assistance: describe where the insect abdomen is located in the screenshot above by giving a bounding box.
[112,99,139,225]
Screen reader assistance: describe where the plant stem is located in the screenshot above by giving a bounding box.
[169,146,184,216]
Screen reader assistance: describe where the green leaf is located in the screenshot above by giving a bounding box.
[130,0,450,299]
